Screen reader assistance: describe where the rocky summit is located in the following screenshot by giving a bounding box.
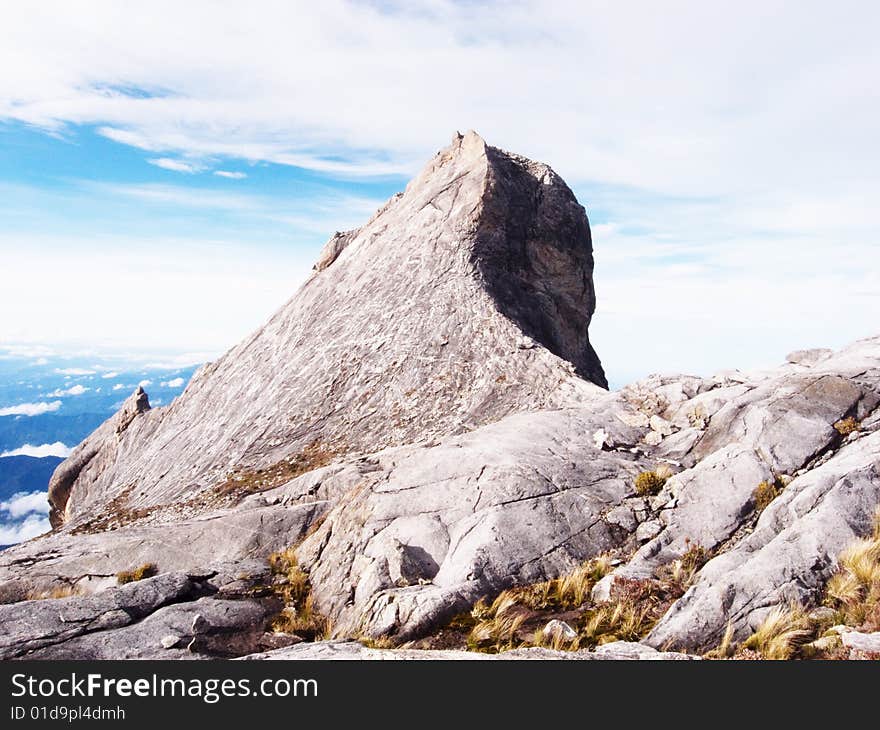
[46,130,605,531]
[2,133,879,661]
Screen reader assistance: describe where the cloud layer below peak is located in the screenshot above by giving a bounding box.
[0,442,72,458]
[0,401,62,417]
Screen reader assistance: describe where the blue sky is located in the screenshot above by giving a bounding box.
[1,1,878,387]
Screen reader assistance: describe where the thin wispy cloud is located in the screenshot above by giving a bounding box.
[89,182,261,211]
[0,344,54,359]
[0,1,876,381]
[81,180,386,233]
[148,157,199,173]
[2,1,875,189]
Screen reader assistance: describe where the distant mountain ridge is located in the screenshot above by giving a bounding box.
[0,455,62,502]
[0,413,106,453]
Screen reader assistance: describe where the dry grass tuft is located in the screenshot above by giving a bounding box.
[488,555,613,613]
[266,547,329,639]
[27,584,80,600]
[465,555,612,652]
[654,540,710,592]
[467,594,528,653]
[216,442,338,500]
[464,554,690,654]
[116,563,158,584]
[580,597,653,646]
[753,479,783,513]
[704,621,737,659]
[823,517,880,632]
[833,416,860,436]
[742,605,813,659]
[634,470,667,497]
[743,605,813,660]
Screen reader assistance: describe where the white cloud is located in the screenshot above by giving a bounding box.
[0,513,50,544]
[141,355,208,370]
[148,157,199,173]
[101,371,119,378]
[0,401,62,417]
[1,1,876,189]
[32,357,49,365]
[54,367,94,376]
[91,182,263,212]
[0,442,71,458]
[112,383,125,390]
[0,490,50,518]
[0,2,877,380]
[45,384,89,397]
[138,379,152,387]
[160,377,185,388]
[0,344,54,359]
[214,170,247,179]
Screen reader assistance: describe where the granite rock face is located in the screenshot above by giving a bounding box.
[47,387,150,528]
[49,131,606,530]
[6,336,876,658]
[294,402,646,640]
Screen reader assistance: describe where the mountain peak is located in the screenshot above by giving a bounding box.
[48,133,606,527]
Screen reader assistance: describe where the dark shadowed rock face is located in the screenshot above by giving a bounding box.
[48,131,606,528]
[475,144,604,385]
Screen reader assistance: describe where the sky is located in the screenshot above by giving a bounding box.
[1,1,878,387]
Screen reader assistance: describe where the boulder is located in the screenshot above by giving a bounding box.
[646,429,880,651]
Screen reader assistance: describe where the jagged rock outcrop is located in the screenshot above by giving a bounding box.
[0,570,274,660]
[47,387,150,527]
[49,130,606,529]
